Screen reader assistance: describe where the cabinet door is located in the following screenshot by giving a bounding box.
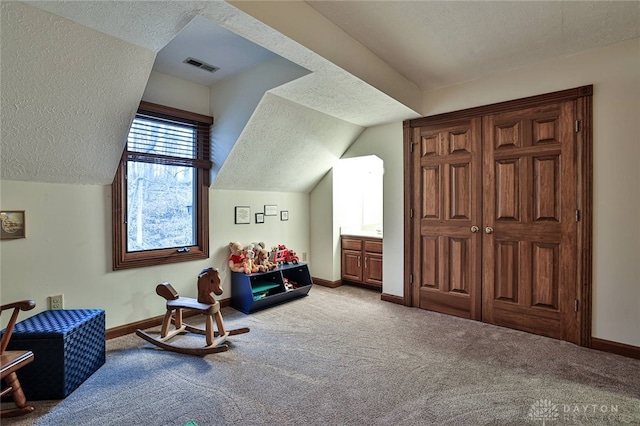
[342,250,363,282]
[364,252,383,287]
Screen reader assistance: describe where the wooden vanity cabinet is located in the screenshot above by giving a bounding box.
[363,240,383,287]
[341,236,383,289]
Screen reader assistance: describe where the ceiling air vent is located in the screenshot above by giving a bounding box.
[183,57,219,73]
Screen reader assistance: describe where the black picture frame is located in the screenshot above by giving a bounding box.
[234,206,250,224]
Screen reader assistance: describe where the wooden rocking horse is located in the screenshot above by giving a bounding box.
[136,267,249,356]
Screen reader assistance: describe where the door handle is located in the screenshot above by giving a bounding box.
[485,226,494,234]
[471,226,479,233]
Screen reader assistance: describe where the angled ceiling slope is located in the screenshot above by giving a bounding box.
[1,2,155,185]
[152,15,279,87]
[3,1,419,191]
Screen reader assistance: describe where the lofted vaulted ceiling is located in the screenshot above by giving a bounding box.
[1,1,638,192]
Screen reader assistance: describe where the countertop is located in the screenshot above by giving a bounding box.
[340,231,382,239]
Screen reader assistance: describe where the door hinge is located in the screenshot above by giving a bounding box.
[410,208,414,218]
[574,299,579,312]
[575,120,581,133]
[575,209,580,222]
[410,274,413,284]
[410,133,418,153]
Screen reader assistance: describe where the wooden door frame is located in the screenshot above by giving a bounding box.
[403,85,593,347]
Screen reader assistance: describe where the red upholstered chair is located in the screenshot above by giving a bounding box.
[1,300,36,418]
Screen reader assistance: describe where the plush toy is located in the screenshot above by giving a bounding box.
[252,241,266,253]
[243,244,259,274]
[228,241,246,273]
[256,248,277,271]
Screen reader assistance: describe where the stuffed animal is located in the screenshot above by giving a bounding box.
[251,242,266,260]
[252,241,265,251]
[228,242,246,273]
[256,248,277,271]
[243,245,259,274]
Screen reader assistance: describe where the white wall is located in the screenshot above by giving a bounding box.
[309,170,336,281]
[422,38,640,347]
[142,71,211,116]
[0,182,310,329]
[0,180,204,328]
[210,189,310,289]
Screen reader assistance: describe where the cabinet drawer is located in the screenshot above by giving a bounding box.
[342,238,362,251]
[364,240,382,254]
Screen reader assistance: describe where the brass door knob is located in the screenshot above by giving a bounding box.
[485,226,494,234]
[471,226,479,233]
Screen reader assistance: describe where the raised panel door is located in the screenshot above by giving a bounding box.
[482,101,580,343]
[411,119,482,320]
[406,86,591,346]
[342,250,362,282]
[364,253,383,287]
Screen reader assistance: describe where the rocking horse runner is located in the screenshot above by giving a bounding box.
[136,267,249,356]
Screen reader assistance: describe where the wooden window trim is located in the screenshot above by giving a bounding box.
[112,102,212,270]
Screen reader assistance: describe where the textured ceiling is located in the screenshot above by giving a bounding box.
[2,1,417,189]
[153,15,277,87]
[307,1,640,91]
[0,2,154,184]
[3,1,639,191]
[213,93,364,193]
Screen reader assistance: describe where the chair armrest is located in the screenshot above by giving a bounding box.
[0,300,35,313]
[1,300,36,354]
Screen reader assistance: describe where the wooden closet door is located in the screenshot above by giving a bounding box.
[411,118,482,320]
[482,101,580,343]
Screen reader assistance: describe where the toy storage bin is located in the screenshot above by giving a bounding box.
[231,263,313,314]
[6,309,105,400]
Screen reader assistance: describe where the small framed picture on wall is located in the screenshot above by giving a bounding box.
[280,210,289,221]
[264,205,278,216]
[234,206,251,224]
[0,210,26,239]
[255,213,265,224]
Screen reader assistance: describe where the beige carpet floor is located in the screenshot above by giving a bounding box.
[3,284,639,425]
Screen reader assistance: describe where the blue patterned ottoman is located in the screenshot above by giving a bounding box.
[6,309,105,400]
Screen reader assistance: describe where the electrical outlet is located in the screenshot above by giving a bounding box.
[302,252,307,261]
[50,294,64,310]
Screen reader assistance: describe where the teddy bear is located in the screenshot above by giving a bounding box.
[228,241,246,273]
[242,244,259,274]
[251,241,266,256]
[256,248,277,271]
